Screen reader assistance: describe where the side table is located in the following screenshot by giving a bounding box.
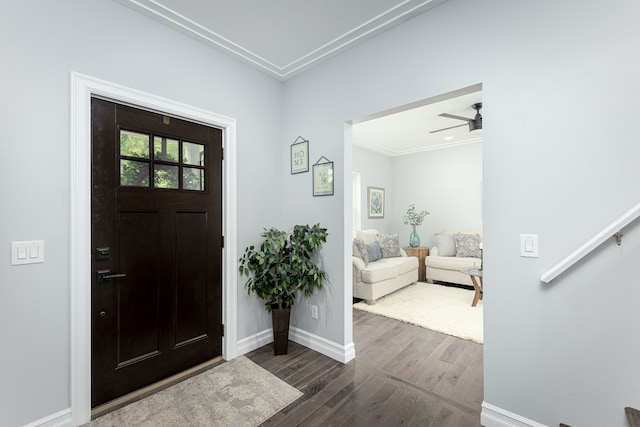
[403,246,429,282]
[459,267,483,307]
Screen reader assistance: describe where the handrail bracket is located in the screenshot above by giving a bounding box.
[541,201,640,283]
[615,231,623,246]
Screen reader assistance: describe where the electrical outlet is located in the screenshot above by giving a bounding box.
[311,305,318,319]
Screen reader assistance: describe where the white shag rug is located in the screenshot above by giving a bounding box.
[354,282,483,343]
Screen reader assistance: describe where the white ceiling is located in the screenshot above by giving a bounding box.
[352,86,482,156]
[115,0,480,154]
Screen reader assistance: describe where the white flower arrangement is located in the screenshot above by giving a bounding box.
[402,204,429,226]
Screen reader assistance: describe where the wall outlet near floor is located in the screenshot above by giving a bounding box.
[311,305,318,319]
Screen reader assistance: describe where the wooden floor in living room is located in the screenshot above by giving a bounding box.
[246,308,483,426]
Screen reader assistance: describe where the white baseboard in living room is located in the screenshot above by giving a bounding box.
[481,402,547,427]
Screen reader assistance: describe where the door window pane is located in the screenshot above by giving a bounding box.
[183,167,204,191]
[121,160,150,187]
[119,132,207,191]
[183,142,204,166]
[121,130,150,159]
[154,165,179,189]
[154,137,179,162]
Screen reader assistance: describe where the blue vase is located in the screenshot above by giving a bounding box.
[409,225,420,247]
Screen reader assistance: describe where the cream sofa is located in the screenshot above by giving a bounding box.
[425,229,482,286]
[352,229,419,304]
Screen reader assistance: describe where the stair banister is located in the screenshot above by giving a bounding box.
[541,201,640,283]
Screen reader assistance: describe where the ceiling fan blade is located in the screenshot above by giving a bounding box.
[429,123,467,133]
[439,113,472,122]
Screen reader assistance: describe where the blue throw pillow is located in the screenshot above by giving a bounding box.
[366,242,383,262]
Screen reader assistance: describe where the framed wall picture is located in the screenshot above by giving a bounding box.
[290,137,309,174]
[367,187,385,218]
[313,157,334,196]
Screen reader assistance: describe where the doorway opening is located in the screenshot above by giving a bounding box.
[347,82,484,359]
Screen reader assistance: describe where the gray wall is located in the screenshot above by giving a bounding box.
[282,0,640,426]
[353,143,483,249]
[4,0,640,426]
[1,1,282,425]
[352,146,394,233]
[391,143,483,248]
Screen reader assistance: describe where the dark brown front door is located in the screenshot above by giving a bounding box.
[90,98,223,407]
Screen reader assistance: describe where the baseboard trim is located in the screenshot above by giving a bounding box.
[236,327,355,364]
[235,328,274,356]
[481,402,547,427]
[290,326,355,363]
[22,408,72,427]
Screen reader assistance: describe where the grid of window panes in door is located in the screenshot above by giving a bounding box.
[120,129,205,191]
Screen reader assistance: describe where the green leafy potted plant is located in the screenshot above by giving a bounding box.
[239,223,328,355]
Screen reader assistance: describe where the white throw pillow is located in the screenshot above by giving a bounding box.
[355,229,378,244]
[435,233,456,256]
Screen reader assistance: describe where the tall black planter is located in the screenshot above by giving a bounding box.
[271,307,291,355]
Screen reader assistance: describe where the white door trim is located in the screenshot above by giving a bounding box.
[70,72,238,426]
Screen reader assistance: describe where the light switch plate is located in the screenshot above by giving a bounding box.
[11,240,45,265]
[520,234,538,258]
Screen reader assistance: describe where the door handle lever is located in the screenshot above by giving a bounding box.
[97,269,127,282]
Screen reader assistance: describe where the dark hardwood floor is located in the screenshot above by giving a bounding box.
[246,308,484,426]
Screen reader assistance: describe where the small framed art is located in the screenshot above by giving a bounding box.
[367,187,385,218]
[290,137,309,174]
[313,157,334,196]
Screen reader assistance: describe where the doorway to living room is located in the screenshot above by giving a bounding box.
[348,82,484,348]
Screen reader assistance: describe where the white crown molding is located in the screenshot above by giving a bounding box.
[114,0,449,80]
[354,137,482,157]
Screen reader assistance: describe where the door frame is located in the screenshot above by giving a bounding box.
[70,72,238,425]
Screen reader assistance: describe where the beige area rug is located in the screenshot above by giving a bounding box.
[86,356,302,427]
[354,282,483,343]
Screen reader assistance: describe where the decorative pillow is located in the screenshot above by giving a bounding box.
[435,233,456,256]
[353,238,369,263]
[453,233,482,258]
[355,229,379,245]
[366,241,383,262]
[377,233,401,258]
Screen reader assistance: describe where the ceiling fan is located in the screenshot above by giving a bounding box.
[430,102,482,134]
